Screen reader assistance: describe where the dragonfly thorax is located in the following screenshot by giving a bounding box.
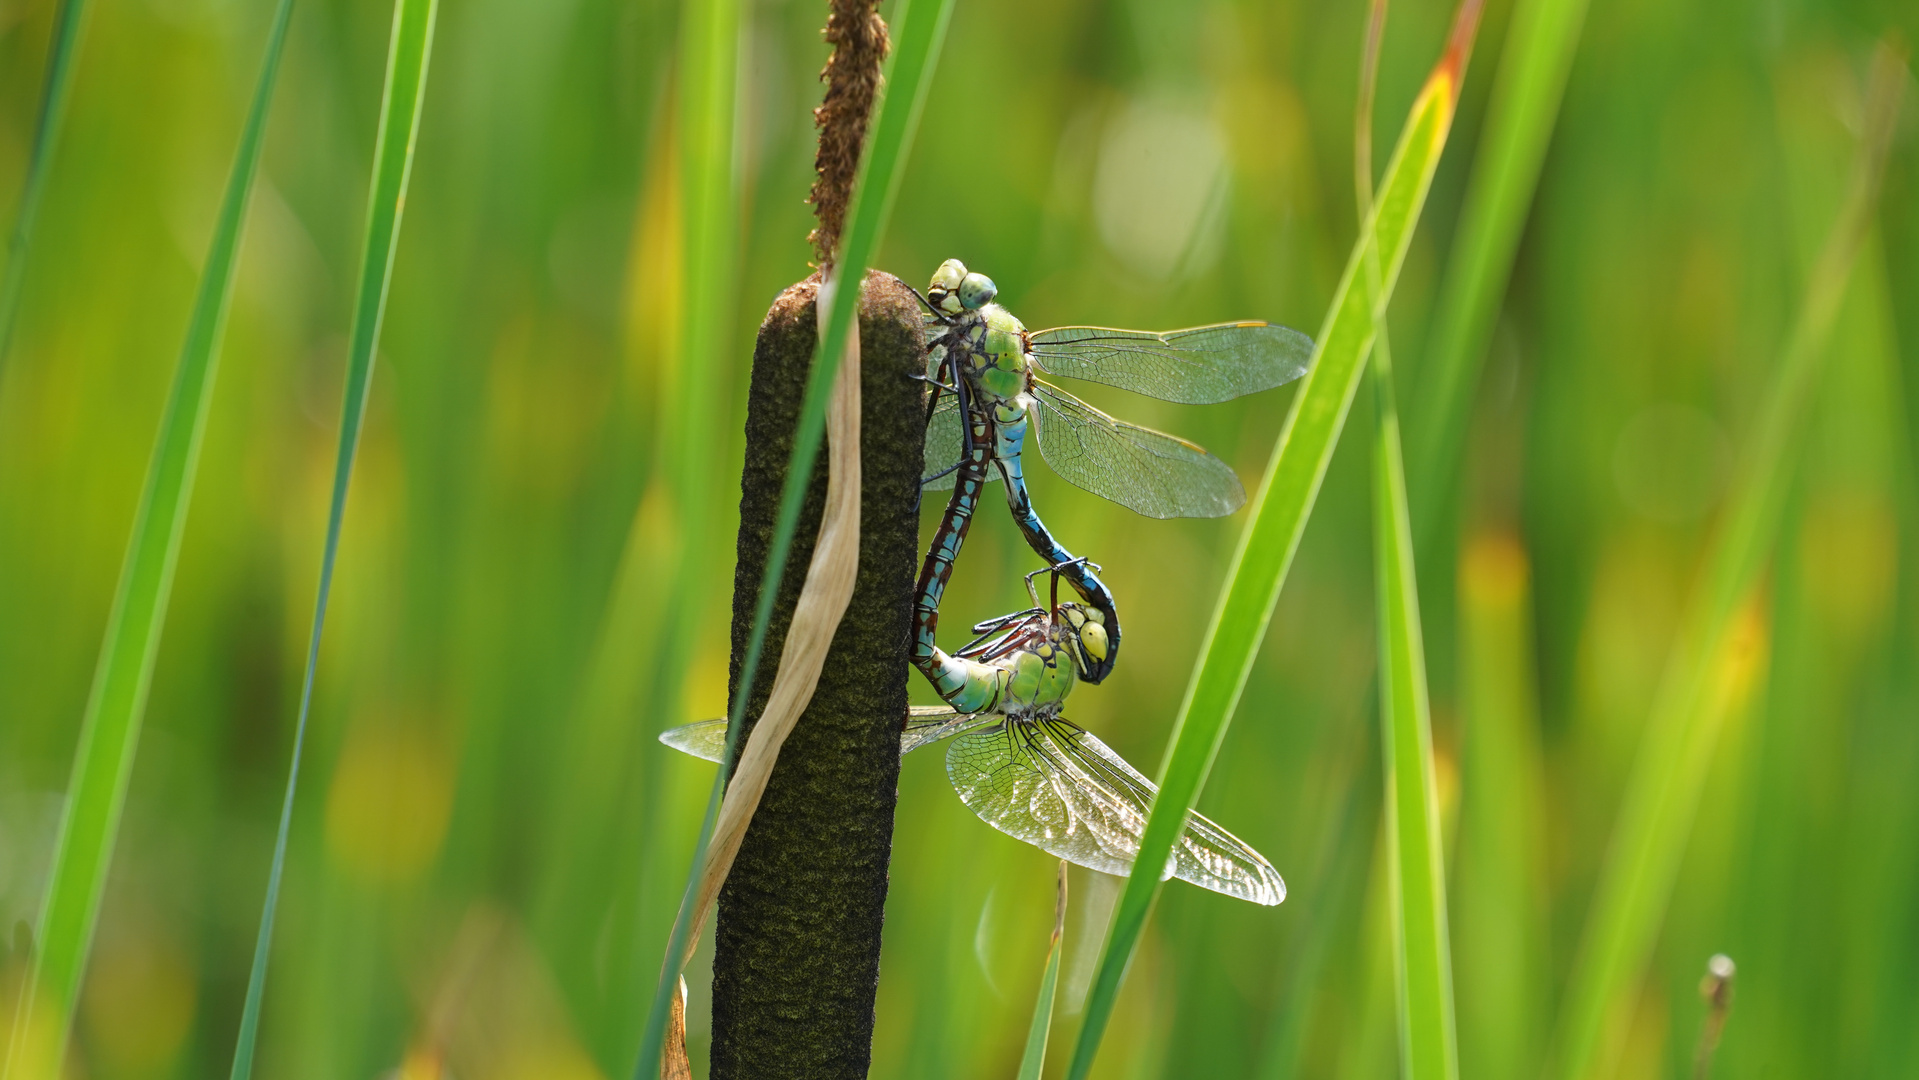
[938,304,1029,409]
[999,638,1075,718]
[932,630,1074,719]
[932,601,1109,719]
[927,259,1032,409]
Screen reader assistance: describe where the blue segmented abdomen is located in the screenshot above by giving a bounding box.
[913,397,996,708]
[990,398,1122,681]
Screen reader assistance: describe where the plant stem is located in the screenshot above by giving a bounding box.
[706,273,925,1077]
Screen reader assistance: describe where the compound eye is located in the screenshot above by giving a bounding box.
[1079,622,1109,664]
[958,272,997,310]
[1061,605,1087,628]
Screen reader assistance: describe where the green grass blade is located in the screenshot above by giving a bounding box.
[631,0,955,1073]
[1359,6,1460,1071]
[1370,346,1459,1080]
[1016,863,1068,1080]
[1407,0,1590,538]
[0,0,298,1072]
[1064,8,1484,1077]
[0,0,93,372]
[224,0,439,1076]
[1453,533,1547,1080]
[1361,4,1459,1069]
[629,0,743,1070]
[672,0,742,571]
[1545,45,1905,1080]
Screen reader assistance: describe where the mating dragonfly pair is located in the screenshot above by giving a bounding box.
[664,260,1311,905]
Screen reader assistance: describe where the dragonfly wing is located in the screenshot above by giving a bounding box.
[902,707,997,754]
[1030,382,1246,518]
[922,393,961,491]
[945,718,1285,904]
[1174,802,1288,906]
[946,718,1154,879]
[1050,723,1285,904]
[659,719,729,764]
[921,391,1002,492]
[1026,322,1312,404]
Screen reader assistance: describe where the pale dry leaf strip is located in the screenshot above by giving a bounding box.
[679,281,863,969]
[662,976,692,1080]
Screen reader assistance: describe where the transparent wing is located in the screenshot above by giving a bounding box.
[659,719,728,763]
[1030,382,1246,519]
[664,707,995,762]
[921,390,1002,492]
[945,718,1285,905]
[902,706,997,754]
[1026,322,1312,404]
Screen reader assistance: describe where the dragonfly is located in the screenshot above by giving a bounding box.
[917,258,1313,682]
[661,577,1285,905]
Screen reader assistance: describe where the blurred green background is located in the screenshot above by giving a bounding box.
[1,0,1915,1075]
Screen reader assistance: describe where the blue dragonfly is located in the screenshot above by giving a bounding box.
[916,259,1312,682]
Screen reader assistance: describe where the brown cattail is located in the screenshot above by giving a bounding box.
[807,0,889,265]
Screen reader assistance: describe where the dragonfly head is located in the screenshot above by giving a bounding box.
[1055,603,1113,682]
[927,258,999,317]
[927,259,969,315]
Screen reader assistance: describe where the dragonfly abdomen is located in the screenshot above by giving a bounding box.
[990,403,1123,683]
[912,382,996,687]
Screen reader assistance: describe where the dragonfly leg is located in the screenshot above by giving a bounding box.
[908,284,954,323]
[957,608,1045,659]
[1023,556,1101,610]
[1020,563,1051,613]
[909,372,962,394]
[921,459,964,487]
[922,374,981,489]
[916,355,965,506]
[957,376,977,458]
[967,610,1043,640]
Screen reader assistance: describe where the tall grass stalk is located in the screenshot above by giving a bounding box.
[1407,0,1590,542]
[1453,533,1548,1080]
[0,0,297,1071]
[658,0,743,734]
[1369,392,1459,1075]
[224,0,440,1075]
[1369,181,1450,1080]
[533,0,732,1060]
[1063,5,1483,1076]
[1357,0,1460,1073]
[629,0,743,1059]
[1546,42,1905,1080]
[1015,863,1069,1080]
[632,0,955,1071]
[0,0,92,372]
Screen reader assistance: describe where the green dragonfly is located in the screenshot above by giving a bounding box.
[917,258,1312,683]
[919,258,1313,517]
[661,570,1285,906]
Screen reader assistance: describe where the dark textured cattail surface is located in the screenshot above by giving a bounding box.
[709,271,925,1079]
[807,0,889,264]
